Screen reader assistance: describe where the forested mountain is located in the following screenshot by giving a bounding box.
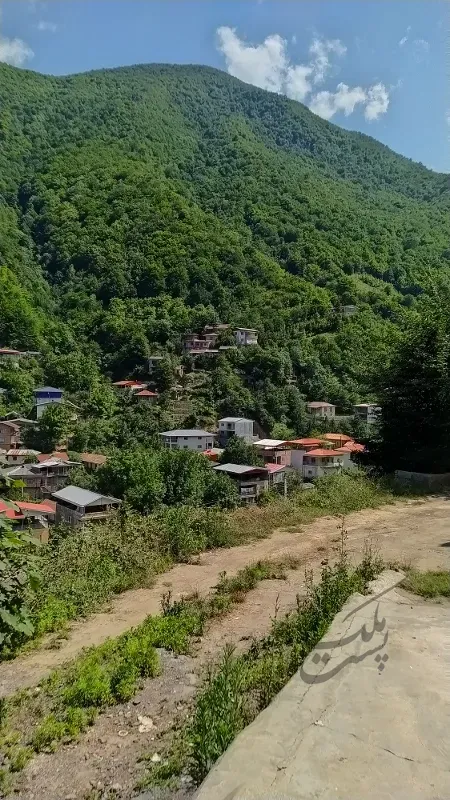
[0,61,449,432]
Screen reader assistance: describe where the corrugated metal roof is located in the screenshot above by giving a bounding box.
[219,417,252,423]
[34,387,62,393]
[6,449,40,457]
[253,439,287,448]
[213,463,268,475]
[51,486,121,507]
[160,429,214,438]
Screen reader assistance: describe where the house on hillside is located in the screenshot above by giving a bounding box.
[307,401,336,419]
[2,456,80,498]
[135,389,158,404]
[0,348,40,362]
[34,387,64,419]
[0,421,20,450]
[235,327,258,346]
[159,429,214,451]
[218,417,254,446]
[28,457,81,495]
[5,449,40,464]
[213,463,269,504]
[253,439,292,466]
[112,380,147,391]
[80,453,108,471]
[265,463,288,496]
[353,403,380,425]
[0,499,55,543]
[302,448,344,479]
[322,433,353,448]
[52,486,121,527]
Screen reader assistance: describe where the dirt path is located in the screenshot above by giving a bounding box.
[2,497,450,699]
[7,496,450,800]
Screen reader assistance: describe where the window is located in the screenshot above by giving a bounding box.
[184,437,189,440]
[183,445,189,449]
[197,444,202,449]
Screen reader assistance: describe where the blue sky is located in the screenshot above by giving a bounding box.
[2,0,448,172]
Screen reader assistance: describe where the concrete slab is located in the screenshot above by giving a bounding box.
[195,571,450,800]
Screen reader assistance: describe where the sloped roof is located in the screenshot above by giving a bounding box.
[307,401,335,408]
[160,429,214,438]
[80,452,108,465]
[214,463,268,476]
[52,486,121,508]
[253,439,287,448]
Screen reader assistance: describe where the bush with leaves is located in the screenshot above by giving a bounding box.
[0,518,39,654]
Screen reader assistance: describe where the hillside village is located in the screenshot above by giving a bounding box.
[0,331,373,537]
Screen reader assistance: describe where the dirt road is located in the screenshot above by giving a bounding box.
[6,497,450,800]
[1,496,450,699]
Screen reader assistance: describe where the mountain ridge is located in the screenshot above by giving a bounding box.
[0,61,449,428]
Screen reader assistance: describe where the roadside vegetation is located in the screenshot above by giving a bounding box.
[0,557,298,792]
[402,570,450,598]
[1,472,394,658]
[142,539,382,789]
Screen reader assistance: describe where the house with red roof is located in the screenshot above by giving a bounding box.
[0,499,55,542]
[302,448,345,480]
[135,389,158,404]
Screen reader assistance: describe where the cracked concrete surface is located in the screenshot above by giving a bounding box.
[195,571,450,800]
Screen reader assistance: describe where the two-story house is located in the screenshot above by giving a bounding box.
[52,486,121,527]
[34,386,64,419]
[0,421,20,450]
[159,429,215,451]
[302,448,344,479]
[353,403,380,425]
[253,439,292,466]
[306,401,336,419]
[213,463,269,504]
[218,417,254,446]
[235,328,258,346]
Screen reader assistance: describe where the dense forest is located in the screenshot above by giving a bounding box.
[0,61,449,435]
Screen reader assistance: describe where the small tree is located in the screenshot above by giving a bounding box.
[25,403,74,452]
[0,517,39,652]
[220,435,264,466]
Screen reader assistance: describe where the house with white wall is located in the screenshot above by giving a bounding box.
[219,417,254,446]
[159,429,214,451]
[307,402,336,419]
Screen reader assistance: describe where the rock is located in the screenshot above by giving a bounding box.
[64,794,76,800]
[150,752,162,763]
[98,737,107,744]
[137,715,155,733]
[118,730,128,737]
[132,698,141,705]
[111,783,122,792]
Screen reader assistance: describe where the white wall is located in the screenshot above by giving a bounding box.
[164,435,214,451]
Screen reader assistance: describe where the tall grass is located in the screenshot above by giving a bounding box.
[0,558,299,787]
[7,472,393,655]
[144,544,383,788]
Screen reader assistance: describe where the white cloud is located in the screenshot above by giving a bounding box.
[286,64,313,101]
[364,83,389,121]
[291,34,297,45]
[0,35,34,67]
[216,27,287,93]
[217,27,390,122]
[37,20,57,32]
[398,26,411,47]
[310,83,366,120]
[309,37,346,83]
